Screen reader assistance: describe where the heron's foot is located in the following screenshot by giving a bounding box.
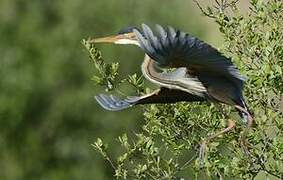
[198,141,207,168]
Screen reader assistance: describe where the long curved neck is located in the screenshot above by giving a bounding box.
[141,55,206,97]
[141,55,182,89]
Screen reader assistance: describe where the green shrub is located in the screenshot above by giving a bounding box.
[84,0,283,179]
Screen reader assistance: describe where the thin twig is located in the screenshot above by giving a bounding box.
[259,163,282,179]
[229,0,239,8]
[215,0,220,6]
[178,153,198,172]
[105,156,116,170]
[193,0,217,19]
[145,172,158,180]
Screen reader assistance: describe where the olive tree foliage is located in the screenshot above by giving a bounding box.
[83,0,282,179]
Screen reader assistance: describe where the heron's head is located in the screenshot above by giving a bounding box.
[90,26,140,46]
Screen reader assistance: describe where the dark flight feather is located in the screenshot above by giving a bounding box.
[95,88,206,111]
[133,24,245,90]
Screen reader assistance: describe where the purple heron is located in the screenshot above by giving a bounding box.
[90,24,253,161]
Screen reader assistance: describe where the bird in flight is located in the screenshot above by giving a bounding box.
[90,24,253,161]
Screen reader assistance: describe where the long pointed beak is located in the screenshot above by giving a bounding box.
[88,32,139,46]
[89,35,119,44]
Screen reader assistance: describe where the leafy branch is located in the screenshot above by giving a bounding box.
[193,0,239,19]
[84,0,283,178]
[82,39,120,91]
[82,39,145,94]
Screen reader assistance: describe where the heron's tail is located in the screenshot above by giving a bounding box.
[95,94,138,111]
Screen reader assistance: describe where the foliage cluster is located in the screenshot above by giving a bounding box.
[85,0,283,179]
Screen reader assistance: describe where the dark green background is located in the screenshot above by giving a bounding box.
[0,0,231,179]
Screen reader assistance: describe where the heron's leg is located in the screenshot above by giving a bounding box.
[234,105,254,156]
[199,119,236,166]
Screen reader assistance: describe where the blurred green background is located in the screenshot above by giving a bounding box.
[0,0,231,179]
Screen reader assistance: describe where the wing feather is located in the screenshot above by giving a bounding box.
[133,24,245,90]
[95,88,207,111]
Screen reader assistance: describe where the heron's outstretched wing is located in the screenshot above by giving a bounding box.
[95,88,206,111]
[133,24,245,90]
